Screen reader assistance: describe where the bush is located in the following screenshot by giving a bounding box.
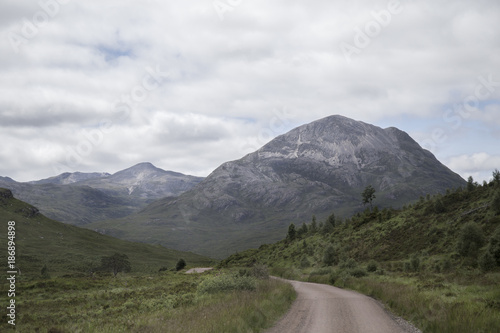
[339,258,357,269]
[300,256,311,268]
[323,245,338,266]
[347,268,367,278]
[410,254,420,272]
[197,274,256,294]
[367,260,378,272]
[252,263,269,279]
[457,223,485,258]
[176,259,186,271]
[479,252,496,272]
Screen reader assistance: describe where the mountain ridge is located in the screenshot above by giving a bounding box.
[87,115,466,258]
[0,163,203,225]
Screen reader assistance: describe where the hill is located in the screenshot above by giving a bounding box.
[0,188,213,277]
[219,174,500,332]
[0,163,203,225]
[87,115,466,258]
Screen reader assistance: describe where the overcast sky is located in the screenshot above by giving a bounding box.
[1,0,499,183]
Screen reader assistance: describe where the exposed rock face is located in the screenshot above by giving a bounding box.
[89,115,465,258]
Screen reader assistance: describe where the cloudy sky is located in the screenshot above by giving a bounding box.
[1,0,499,183]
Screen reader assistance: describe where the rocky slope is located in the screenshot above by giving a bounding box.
[87,115,466,258]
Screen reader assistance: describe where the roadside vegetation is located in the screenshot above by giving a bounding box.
[1,268,294,332]
[220,170,500,333]
[0,188,295,332]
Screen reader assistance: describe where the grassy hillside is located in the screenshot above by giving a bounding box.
[0,188,214,277]
[220,174,500,332]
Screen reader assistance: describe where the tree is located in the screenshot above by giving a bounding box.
[362,185,376,209]
[457,223,485,259]
[492,169,500,186]
[322,245,338,266]
[492,189,500,215]
[176,258,186,271]
[297,222,308,237]
[327,213,336,229]
[101,253,131,277]
[287,223,297,241]
[467,176,475,192]
[487,227,500,266]
[310,215,318,234]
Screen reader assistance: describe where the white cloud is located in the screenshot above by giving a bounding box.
[1,0,499,181]
[446,153,500,183]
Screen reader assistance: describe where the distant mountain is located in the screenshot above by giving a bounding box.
[77,162,204,200]
[87,115,466,258]
[0,188,213,277]
[30,172,111,185]
[0,163,203,225]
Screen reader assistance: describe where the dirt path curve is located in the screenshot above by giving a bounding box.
[185,267,213,274]
[265,278,419,333]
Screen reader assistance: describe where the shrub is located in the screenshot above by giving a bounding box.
[176,259,186,271]
[367,260,378,272]
[323,245,338,266]
[479,251,496,272]
[347,267,367,278]
[457,223,485,258]
[410,254,420,272]
[300,256,311,268]
[197,274,256,294]
[339,258,357,269]
[252,263,269,279]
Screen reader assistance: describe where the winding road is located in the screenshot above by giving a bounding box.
[265,278,420,333]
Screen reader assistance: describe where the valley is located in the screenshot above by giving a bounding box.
[0,115,497,332]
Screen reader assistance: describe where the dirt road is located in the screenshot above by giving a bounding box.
[265,278,419,333]
[185,267,213,274]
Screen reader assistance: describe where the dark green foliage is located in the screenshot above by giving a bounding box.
[492,189,500,215]
[362,185,376,208]
[309,215,318,234]
[492,169,500,186]
[297,223,308,237]
[252,263,269,279]
[286,223,296,241]
[367,260,378,272]
[158,266,169,272]
[433,198,446,214]
[457,223,486,258]
[327,213,336,228]
[467,176,475,192]
[487,227,500,266]
[176,258,187,271]
[322,245,337,266]
[339,258,357,270]
[100,253,131,277]
[348,267,367,278]
[410,254,420,272]
[479,251,496,272]
[300,256,310,268]
[41,264,50,279]
[321,220,333,234]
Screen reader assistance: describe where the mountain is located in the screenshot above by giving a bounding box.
[30,172,111,185]
[76,162,204,200]
[0,188,213,277]
[0,163,203,225]
[87,115,466,258]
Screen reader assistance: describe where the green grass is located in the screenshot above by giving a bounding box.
[0,270,295,332]
[220,182,500,332]
[0,189,214,277]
